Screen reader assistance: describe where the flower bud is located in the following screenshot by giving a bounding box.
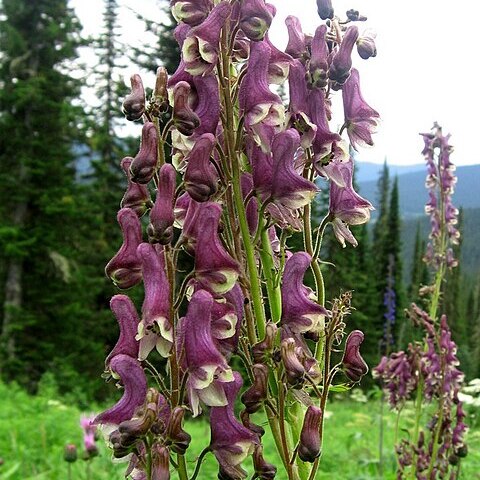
[328,26,359,86]
[298,406,322,462]
[241,364,269,413]
[240,410,265,437]
[173,81,201,136]
[252,322,278,363]
[253,444,277,479]
[166,407,192,454]
[118,401,157,443]
[64,444,77,463]
[346,9,367,22]
[151,444,171,480]
[316,0,333,20]
[341,330,368,382]
[152,67,169,115]
[120,157,152,217]
[281,338,305,386]
[123,74,145,121]
[130,122,158,184]
[356,32,377,60]
[148,164,176,245]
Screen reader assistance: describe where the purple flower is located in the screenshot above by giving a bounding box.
[122,74,145,121]
[165,407,192,454]
[120,157,152,217]
[329,158,373,247]
[173,81,201,136]
[184,133,218,202]
[182,2,231,76]
[253,444,277,479]
[148,164,176,245]
[342,68,380,150]
[281,337,305,386]
[307,88,341,162]
[178,290,234,416]
[298,406,323,462]
[281,252,328,335]
[151,444,170,480]
[341,330,368,382]
[247,138,273,197]
[105,295,140,368]
[210,372,258,479]
[95,354,147,426]
[239,0,273,41]
[194,203,240,294]
[192,75,220,136]
[239,40,285,152]
[80,415,98,454]
[105,208,143,289]
[171,0,212,26]
[240,363,269,413]
[328,26,359,86]
[316,0,334,20]
[308,25,329,88]
[130,122,158,184]
[252,322,278,363]
[136,243,172,360]
[271,129,317,209]
[285,16,307,60]
[264,34,292,85]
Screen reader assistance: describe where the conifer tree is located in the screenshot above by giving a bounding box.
[0,0,83,380]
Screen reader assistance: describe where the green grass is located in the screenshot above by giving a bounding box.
[0,382,478,479]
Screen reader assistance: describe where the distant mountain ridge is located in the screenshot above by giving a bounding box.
[355,161,425,183]
[358,164,480,216]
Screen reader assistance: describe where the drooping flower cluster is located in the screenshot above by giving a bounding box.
[94,1,377,479]
[420,123,459,269]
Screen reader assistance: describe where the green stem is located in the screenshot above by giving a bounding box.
[189,448,211,480]
[260,226,282,322]
[177,454,189,480]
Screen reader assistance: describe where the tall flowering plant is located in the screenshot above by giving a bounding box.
[374,125,467,479]
[95,1,378,479]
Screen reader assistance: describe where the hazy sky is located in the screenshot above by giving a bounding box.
[71,0,480,166]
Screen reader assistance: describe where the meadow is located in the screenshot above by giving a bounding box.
[1,381,479,480]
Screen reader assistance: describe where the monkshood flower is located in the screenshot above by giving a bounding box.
[184,133,218,202]
[95,354,148,426]
[136,243,173,360]
[239,0,273,42]
[182,1,231,76]
[298,406,323,462]
[253,444,277,479]
[264,34,292,85]
[165,407,192,454]
[241,363,269,413]
[281,252,328,335]
[147,163,176,245]
[151,445,170,480]
[210,372,258,479]
[130,122,158,184]
[316,0,334,20]
[120,157,152,217]
[177,289,234,416]
[171,0,211,26]
[105,208,143,289]
[329,26,359,87]
[373,348,419,409]
[191,75,220,136]
[80,415,98,456]
[341,330,368,382]
[308,25,329,89]
[281,337,305,386]
[173,81,200,136]
[285,15,308,61]
[271,129,317,209]
[210,284,244,358]
[252,322,278,363]
[239,40,285,152]
[194,203,240,294]
[105,295,140,368]
[342,68,380,150]
[123,74,145,121]
[329,158,373,247]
